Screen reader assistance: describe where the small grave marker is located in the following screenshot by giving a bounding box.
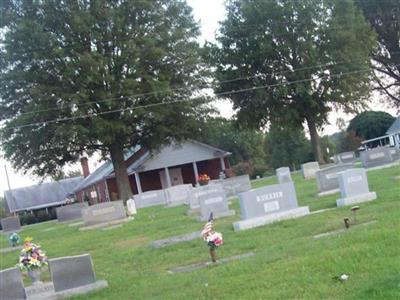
[315,163,354,196]
[301,162,320,179]
[198,184,235,221]
[164,184,193,207]
[276,167,292,183]
[56,202,88,222]
[360,147,393,168]
[334,151,356,164]
[336,168,377,207]
[81,200,128,229]
[134,190,166,209]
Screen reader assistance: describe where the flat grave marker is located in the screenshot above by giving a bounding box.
[198,184,235,221]
[276,167,292,183]
[1,216,21,233]
[0,267,26,300]
[56,202,88,222]
[336,168,377,207]
[151,231,202,248]
[233,181,309,231]
[301,162,320,179]
[315,163,354,196]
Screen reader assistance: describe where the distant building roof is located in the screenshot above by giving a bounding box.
[74,140,230,193]
[4,177,82,212]
[386,116,400,135]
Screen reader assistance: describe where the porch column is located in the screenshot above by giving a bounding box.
[134,172,143,194]
[220,157,226,171]
[165,167,172,187]
[104,179,110,202]
[193,162,199,184]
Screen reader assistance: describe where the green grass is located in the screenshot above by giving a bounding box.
[1,166,399,299]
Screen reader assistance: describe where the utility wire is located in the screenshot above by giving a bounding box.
[3,64,392,131]
[4,52,400,117]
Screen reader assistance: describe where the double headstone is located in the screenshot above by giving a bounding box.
[276,167,292,183]
[301,162,320,179]
[336,168,377,206]
[210,175,252,198]
[197,184,235,221]
[133,190,166,209]
[1,216,21,233]
[49,253,108,295]
[164,184,192,207]
[334,151,356,164]
[82,200,127,227]
[232,182,310,231]
[360,147,393,168]
[316,163,354,196]
[0,267,26,299]
[56,202,88,222]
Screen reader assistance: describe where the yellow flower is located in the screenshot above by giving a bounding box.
[24,237,33,243]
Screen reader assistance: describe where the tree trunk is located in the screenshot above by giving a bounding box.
[109,143,133,203]
[306,117,325,164]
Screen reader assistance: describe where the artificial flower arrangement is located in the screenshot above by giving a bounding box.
[201,213,223,262]
[16,237,48,272]
[198,174,211,185]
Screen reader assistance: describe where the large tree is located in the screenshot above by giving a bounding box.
[211,0,376,164]
[347,111,395,140]
[357,0,400,105]
[0,0,208,201]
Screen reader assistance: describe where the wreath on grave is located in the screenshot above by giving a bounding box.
[198,174,210,186]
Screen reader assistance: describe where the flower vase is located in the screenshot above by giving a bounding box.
[27,268,42,285]
[209,248,217,263]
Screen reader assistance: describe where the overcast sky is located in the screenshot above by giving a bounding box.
[0,0,398,194]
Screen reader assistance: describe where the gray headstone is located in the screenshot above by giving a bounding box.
[315,163,354,195]
[82,201,126,227]
[134,190,166,209]
[0,267,26,300]
[276,167,292,183]
[238,182,299,220]
[164,184,192,207]
[56,202,88,222]
[49,254,96,292]
[389,147,400,161]
[210,175,251,197]
[198,184,234,221]
[1,216,21,233]
[360,147,393,168]
[233,182,309,231]
[336,168,377,206]
[335,151,356,164]
[301,162,320,179]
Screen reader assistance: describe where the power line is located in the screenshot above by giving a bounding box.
[4,51,400,117]
[3,64,391,131]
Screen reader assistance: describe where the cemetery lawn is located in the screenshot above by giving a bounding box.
[1,166,399,299]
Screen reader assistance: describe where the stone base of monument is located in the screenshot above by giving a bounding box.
[232,207,310,232]
[199,209,236,222]
[167,252,255,274]
[24,280,108,300]
[68,221,84,227]
[0,245,22,254]
[365,161,400,172]
[79,217,133,231]
[317,188,340,197]
[336,192,377,207]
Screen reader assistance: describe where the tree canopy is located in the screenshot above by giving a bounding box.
[211,0,376,164]
[357,0,400,105]
[347,111,395,140]
[0,0,209,200]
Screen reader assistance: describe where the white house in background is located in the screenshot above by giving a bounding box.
[361,116,400,150]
